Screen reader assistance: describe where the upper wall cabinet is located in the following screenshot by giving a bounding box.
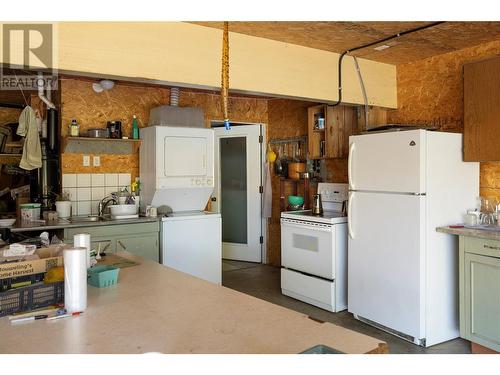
[308,105,358,159]
[464,57,500,161]
[357,106,388,132]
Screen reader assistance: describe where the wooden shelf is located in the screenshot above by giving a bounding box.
[279,177,320,183]
[0,153,21,164]
[280,178,311,212]
[62,137,141,155]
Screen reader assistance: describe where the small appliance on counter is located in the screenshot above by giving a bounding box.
[281,183,348,312]
[107,121,122,139]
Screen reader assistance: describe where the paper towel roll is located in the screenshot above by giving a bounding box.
[74,233,91,269]
[64,247,87,313]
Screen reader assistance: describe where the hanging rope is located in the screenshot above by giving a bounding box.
[221,21,230,130]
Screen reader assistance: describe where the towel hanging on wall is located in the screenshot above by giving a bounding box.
[16,105,42,170]
[262,160,272,219]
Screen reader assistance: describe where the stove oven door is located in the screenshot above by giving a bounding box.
[281,218,335,280]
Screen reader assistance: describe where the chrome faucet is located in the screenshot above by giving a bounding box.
[98,195,117,217]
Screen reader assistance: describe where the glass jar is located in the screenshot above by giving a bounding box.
[69,119,80,137]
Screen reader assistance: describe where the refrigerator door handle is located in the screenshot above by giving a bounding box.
[348,142,355,190]
[348,191,354,239]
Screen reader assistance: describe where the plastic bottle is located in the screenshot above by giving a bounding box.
[132,115,139,140]
[69,119,79,137]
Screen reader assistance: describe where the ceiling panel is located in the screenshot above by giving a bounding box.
[190,21,500,65]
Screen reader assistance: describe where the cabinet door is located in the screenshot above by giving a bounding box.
[325,106,342,158]
[464,57,500,161]
[325,106,358,159]
[116,233,159,262]
[308,105,326,159]
[464,252,500,351]
[357,106,387,132]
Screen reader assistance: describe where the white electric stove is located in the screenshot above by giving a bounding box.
[280,183,348,312]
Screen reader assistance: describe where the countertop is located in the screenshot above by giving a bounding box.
[0,252,387,354]
[436,226,500,241]
[6,216,160,232]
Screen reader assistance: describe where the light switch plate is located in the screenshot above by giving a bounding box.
[83,155,90,167]
[93,156,100,167]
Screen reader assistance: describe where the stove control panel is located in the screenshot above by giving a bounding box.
[317,183,349,203]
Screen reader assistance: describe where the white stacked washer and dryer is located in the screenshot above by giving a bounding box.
[140,108,222,285]
[280,183,349,312]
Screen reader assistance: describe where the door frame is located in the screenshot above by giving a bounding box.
[211,120,267,264]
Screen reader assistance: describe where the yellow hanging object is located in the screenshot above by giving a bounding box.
[221,21,230,130]
[267,145,277,163]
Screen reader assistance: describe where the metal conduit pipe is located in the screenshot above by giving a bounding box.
[170,87,180,107]
[329,21,445,108]
[353,56,369,128]
[37,72,56,109]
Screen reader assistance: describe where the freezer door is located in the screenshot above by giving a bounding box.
[349,130,426,193]
[348,191,426,340]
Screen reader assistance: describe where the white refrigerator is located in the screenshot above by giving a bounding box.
[347,129,479,347]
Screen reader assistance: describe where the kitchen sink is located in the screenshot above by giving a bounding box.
[69,215,102,223]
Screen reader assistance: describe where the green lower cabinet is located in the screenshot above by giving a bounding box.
[115,234,159,262]
[64,221,160,262]
[460,236,500,352]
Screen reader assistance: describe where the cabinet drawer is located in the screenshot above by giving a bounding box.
[65,221,159,239]
[464,236,500,258]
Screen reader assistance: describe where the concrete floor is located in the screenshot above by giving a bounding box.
[222,260,471,354]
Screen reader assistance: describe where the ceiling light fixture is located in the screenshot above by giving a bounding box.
[373,44,391,51]
[92,79,115,93]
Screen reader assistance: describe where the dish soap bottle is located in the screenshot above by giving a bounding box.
[131,177,141,212]
[132,115,139,140]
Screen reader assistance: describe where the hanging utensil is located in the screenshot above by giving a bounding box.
[281,142,289,178]
[275,143,283,176]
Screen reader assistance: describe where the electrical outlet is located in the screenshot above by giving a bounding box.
[93,156,100,167]
[83,155,90,167]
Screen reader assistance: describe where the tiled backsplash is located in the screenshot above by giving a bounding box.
[62,173,131,216]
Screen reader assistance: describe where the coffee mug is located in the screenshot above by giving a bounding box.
[149,207,157,217]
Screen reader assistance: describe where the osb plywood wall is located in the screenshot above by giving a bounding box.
[267,99,310,266]
[387,39,500,202]
[60,78,267,181]
[0,108,21,126]
[266,99,349,266]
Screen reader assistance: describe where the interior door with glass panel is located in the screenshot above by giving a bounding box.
[211,124,262,262]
